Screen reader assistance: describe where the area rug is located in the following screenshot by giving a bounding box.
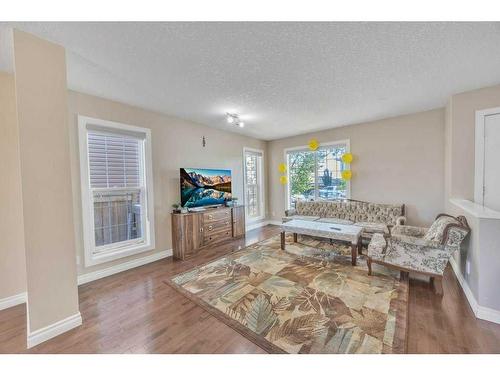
[165,234,408,354]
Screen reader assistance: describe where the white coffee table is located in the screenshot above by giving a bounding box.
[280,219,363,265]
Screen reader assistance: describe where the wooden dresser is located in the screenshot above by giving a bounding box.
[171,205,245,260]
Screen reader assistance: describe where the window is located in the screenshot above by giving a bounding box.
[285,140,350,209]
[244,148,265,222]
[78,116,155,266]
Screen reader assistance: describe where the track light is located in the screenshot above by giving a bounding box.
[226,112,246,129]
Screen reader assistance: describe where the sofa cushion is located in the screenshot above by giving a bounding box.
[316,217,354,225]
[354,221,389,235]
[282,215,320,223]
[423,215,459,243]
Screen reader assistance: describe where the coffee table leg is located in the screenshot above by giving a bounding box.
[281,231,285,250]
[293,233,297,243]
[351,241,358,266]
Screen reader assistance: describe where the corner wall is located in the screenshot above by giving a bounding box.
[0,72,26,305]
[445,83,500,320]
[13,30,80,336]
[67,91,268,278]
[268,108,445,227]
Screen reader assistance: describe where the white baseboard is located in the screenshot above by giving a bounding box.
[0,292,27,311]
[267,220,282,225]
[246,220,282,232]
[449,257,500,324]
[78,249,172,285]
[27,312,82,348]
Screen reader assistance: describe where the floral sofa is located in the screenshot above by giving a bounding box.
[367,214,470,294]
[283,199,406,241]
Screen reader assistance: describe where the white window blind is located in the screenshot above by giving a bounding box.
[88,131,142,189]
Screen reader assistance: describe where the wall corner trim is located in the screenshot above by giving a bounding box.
[27,312,82,348]
[77,249,172,286]
[0,292,27,311]
[449,257,500,324]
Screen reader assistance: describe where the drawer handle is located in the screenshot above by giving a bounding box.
[208,214,213,220]
[208,225,213,231]
[225,221,229,225]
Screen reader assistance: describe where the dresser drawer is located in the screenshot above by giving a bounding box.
[204,218,231,233]
[203,209,231,224]
[203,227,232,244]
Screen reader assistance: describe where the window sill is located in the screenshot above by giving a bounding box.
[84,242,155,267]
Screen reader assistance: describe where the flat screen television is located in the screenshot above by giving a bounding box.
[180,168,232,208]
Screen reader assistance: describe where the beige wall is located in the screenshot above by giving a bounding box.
[67,91,268,276]
[13,30,79,331]
[445,83,500,314]
[268,109,445,227]
[446,84,500,202]
[0,72,26,300]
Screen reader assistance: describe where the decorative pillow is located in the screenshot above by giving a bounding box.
[423,215,460,243]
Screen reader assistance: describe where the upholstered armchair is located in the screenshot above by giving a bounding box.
[367,214,470,295]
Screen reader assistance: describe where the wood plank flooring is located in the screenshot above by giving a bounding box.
[0,225,499,353]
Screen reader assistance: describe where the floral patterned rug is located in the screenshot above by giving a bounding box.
[166,234,408,354]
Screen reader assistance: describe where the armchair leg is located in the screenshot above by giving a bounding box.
[367,257,372,275]
[432,276,443,296]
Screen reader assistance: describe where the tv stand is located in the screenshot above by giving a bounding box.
[171,205,245,260]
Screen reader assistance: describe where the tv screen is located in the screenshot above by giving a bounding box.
[180,168,232,208]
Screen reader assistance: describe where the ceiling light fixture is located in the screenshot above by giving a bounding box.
[226,112,245,128]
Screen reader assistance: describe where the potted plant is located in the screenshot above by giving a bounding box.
[172,203,181,213]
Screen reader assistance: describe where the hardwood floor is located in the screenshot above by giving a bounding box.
[0,225,499,353]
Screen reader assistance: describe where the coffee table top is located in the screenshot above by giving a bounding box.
[281,219,362,243]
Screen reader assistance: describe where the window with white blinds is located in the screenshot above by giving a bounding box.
[88,132,142,189]
[79,116,155,267]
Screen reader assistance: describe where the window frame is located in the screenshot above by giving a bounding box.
[243,147,265,223]
[284,139,351,210]
[78,115,155,267]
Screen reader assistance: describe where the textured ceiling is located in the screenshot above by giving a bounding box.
[1,22,500,140]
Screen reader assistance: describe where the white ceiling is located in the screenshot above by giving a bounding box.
[1,22,500,140]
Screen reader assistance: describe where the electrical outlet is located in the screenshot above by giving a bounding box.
[466,260,471,275]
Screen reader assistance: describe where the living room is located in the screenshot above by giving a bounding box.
[1,2,500,371]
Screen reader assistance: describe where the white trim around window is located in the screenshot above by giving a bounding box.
[78,116,155,267]
[283,139,351,210]
[243,147,265,223]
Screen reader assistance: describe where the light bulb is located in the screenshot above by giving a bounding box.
[227,115,234,124]
[239,122,245,128]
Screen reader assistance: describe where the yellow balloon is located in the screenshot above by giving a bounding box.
[341,153,353,164]
[341,170,352,180]
[308,138,319,151]
[278,163,287,173]
[279,175,288,185]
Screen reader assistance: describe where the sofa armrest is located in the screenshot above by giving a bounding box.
[395,216,407,226]
[391,225,428,238]
[285,209,297,217]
